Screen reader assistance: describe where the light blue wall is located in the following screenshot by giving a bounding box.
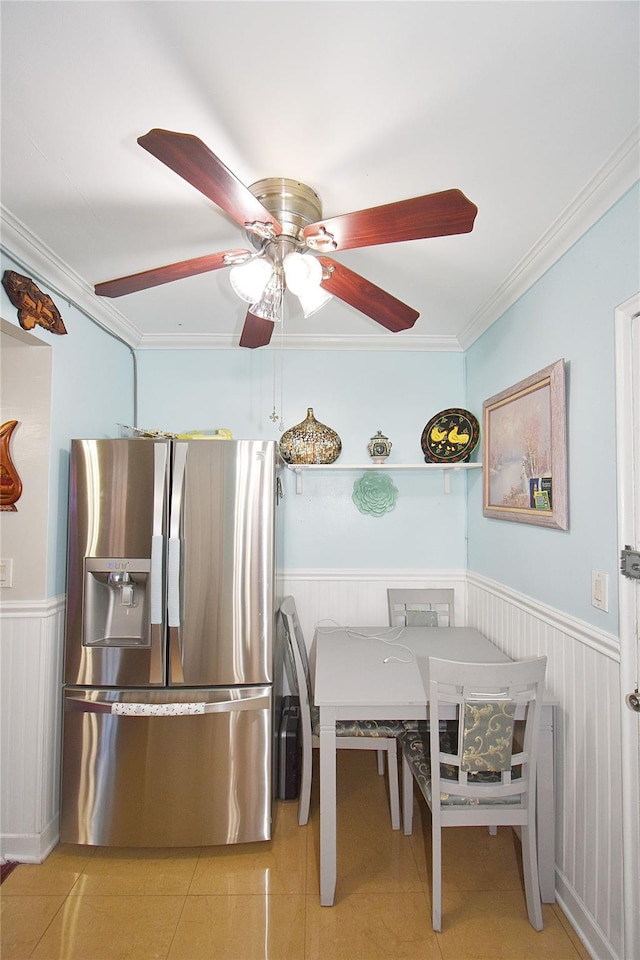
[136,349,471,569]
[465,183,640,631]
[6,183,636,602]
[1,253,135,596]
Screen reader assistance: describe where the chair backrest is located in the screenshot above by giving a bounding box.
[428,656,547,804]
[279,596,314,752]
[387,588,455,628]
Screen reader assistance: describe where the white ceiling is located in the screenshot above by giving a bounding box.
[1,1,638,351]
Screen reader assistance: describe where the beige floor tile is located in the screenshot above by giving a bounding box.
[168,893,305,960]
[306,804,422,897]
[417,823,525,894]
[436,891,581,960]
[305,751,422,897]
[305,891,443,960]
[189,799,305,897]
[1,845,96,896]
[70,845,201,896]
[30,894,185,960]
[0,895,65,959]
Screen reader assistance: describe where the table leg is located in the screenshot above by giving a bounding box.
[537,703,556,902]
[319,706,337,906]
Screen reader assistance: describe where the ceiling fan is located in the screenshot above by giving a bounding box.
[95,129,478,348]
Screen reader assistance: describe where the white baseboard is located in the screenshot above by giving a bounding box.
[1,814,59,865]
[556,870,616,960]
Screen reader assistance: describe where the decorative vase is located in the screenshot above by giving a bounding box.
[0,420,23,512]
[279,408,342,464]
[367,430,392,464]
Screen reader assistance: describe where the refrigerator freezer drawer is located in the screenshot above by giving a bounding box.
[61,687,273,847]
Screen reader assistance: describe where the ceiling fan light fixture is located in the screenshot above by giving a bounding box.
[229,258,272,303]
[250,269,284,323]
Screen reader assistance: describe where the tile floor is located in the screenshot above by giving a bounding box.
[2,751,590,960]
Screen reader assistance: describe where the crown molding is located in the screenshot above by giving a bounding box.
[1,206,143,348]
[459,126,640,350]
[136,330,462,351]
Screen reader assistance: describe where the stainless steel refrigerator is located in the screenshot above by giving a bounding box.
[60,437,281,847]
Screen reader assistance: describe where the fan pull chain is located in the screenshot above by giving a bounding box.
[269,347,278,424]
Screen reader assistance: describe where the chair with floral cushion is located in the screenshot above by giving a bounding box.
[387,588,455,628]
[400,655,547,932]
[279,596,403,829]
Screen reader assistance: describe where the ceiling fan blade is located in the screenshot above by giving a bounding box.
[318,257,419,333]
[95,249,251,298]
[305,189,477,252]
[138,129,282,235]
[239,311,275,349]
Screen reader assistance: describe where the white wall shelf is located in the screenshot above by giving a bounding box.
[284,462,482,494]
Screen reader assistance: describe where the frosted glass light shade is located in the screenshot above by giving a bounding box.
[229,259,272,303]
[283,252,322,295]
[298,286,332,318]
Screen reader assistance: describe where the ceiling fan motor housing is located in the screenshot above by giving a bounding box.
[247,177,322,248]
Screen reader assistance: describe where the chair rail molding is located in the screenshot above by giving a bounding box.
[466,571,620,661]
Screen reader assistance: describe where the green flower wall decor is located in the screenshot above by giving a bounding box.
[352,473,398,517]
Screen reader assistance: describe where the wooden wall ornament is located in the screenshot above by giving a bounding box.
[0,421,23,512]
[2,271,67,335]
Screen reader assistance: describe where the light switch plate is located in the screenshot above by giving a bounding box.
[591,570,609,611]
[0,559,13,588]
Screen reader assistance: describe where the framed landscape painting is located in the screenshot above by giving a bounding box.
[482,359,568,529]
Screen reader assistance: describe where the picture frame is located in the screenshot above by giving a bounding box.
[482,359,568,529]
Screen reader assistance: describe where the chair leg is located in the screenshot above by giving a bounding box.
[402,753,414,835]
[377,750,385,775]
[298,738,313,827]
[431,815,442,932]
[386,739,400,830]
[488,825,497,836]
[521,822,544,930]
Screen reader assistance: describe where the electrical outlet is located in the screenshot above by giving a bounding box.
[0,559,13,588]
[591,570,609,612]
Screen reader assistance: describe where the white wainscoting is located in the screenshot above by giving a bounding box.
[467,572,623,960]
[0,597,65,863]
[278,569,468,649]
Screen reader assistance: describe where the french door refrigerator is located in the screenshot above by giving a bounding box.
[60,437,281,847]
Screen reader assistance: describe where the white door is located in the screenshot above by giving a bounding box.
[614,291,640,960]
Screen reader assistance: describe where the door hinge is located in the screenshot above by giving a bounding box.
[620,546,640,580]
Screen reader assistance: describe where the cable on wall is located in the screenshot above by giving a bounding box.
[1,243,139,426]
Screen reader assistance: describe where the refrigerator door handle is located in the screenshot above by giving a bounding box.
[65,691,271,715]
[150,442,168,625]
[168,442,187,628]
[168,442,188,683]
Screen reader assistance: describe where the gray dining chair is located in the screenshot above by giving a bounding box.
[387,588,455,628]
[400,655,547,932]
[279,596,403,829]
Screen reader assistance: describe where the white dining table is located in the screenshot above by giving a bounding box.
[312,624,556,907]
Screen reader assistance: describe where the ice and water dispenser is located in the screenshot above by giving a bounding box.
[83,558,151,647]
